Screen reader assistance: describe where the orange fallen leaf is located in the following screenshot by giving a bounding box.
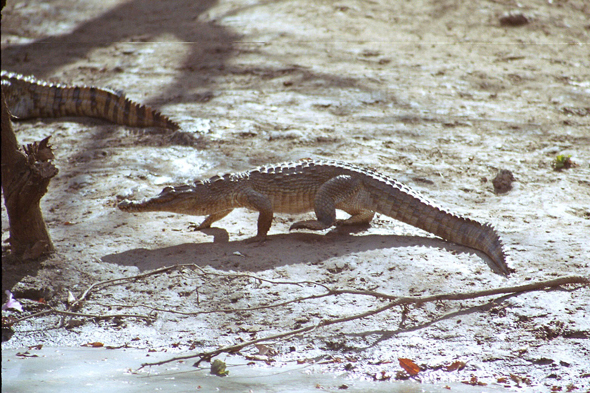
[462,375,487,386]
[445,360,466,372]
[398,358,421,376]
[82,342,104,348]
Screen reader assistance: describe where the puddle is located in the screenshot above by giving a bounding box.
[2,347,506,393]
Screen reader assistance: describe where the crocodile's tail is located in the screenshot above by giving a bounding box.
[366,176,511,275]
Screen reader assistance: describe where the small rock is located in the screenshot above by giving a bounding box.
[492,169,515,194]
[499,11,532,27]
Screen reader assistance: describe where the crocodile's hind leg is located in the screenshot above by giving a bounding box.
[290,175,363,231]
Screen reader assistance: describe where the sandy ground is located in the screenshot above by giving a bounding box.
[2,0,590,391]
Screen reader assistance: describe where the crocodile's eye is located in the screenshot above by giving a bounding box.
[162,186,174,194]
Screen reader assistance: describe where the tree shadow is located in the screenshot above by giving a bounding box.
[2,0,233,95]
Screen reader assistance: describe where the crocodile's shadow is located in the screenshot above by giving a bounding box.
[102,229,502,274]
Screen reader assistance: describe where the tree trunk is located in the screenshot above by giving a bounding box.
[1,87,58,260]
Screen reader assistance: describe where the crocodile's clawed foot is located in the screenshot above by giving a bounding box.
[290,220,332,231]
[333,221,371,234]
[187,222,209,231]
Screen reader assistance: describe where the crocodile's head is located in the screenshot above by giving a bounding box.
[118,180,221,216]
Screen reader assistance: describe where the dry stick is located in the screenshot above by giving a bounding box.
[7,307,154,325]
[139,275,588,369]
[51,309,154,321]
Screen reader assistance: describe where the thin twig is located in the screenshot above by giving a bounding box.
[74,263,330,307]
[6,306,154,325]
[75,265,188,305]
[90,292,333,315]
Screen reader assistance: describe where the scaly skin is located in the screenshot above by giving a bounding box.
[119,160,511,275]
[1,71,179,130]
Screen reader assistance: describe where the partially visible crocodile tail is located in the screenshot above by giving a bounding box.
[1,71,180,130]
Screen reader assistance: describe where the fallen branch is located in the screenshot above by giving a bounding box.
[139,275,588,369]
[326,275,589,302]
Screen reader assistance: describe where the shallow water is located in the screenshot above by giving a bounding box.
[2,347,507,393]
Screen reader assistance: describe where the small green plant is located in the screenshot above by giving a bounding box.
[552,154,575,171]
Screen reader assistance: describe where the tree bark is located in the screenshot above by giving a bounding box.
[1,87,58,259]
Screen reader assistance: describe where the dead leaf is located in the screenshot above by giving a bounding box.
[462,375,487,386]
[380,371,392,380]
[255,343,277,356]
[445,360,466,372]
[82,342,104,348]
[245,355,274,363]
[398,358,421,376]
[16,351,39,358]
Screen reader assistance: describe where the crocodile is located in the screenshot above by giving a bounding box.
[118,160,511,275]
[1,70,180,130]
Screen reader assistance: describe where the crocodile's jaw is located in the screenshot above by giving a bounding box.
[118,186,209,216]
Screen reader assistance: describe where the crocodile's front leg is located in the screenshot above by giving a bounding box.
[193,209,233,230]
[290,175,363,231]
[236,188,274,239]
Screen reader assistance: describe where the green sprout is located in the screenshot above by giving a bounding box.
[211,359,229,376]
[552,154,575,171]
